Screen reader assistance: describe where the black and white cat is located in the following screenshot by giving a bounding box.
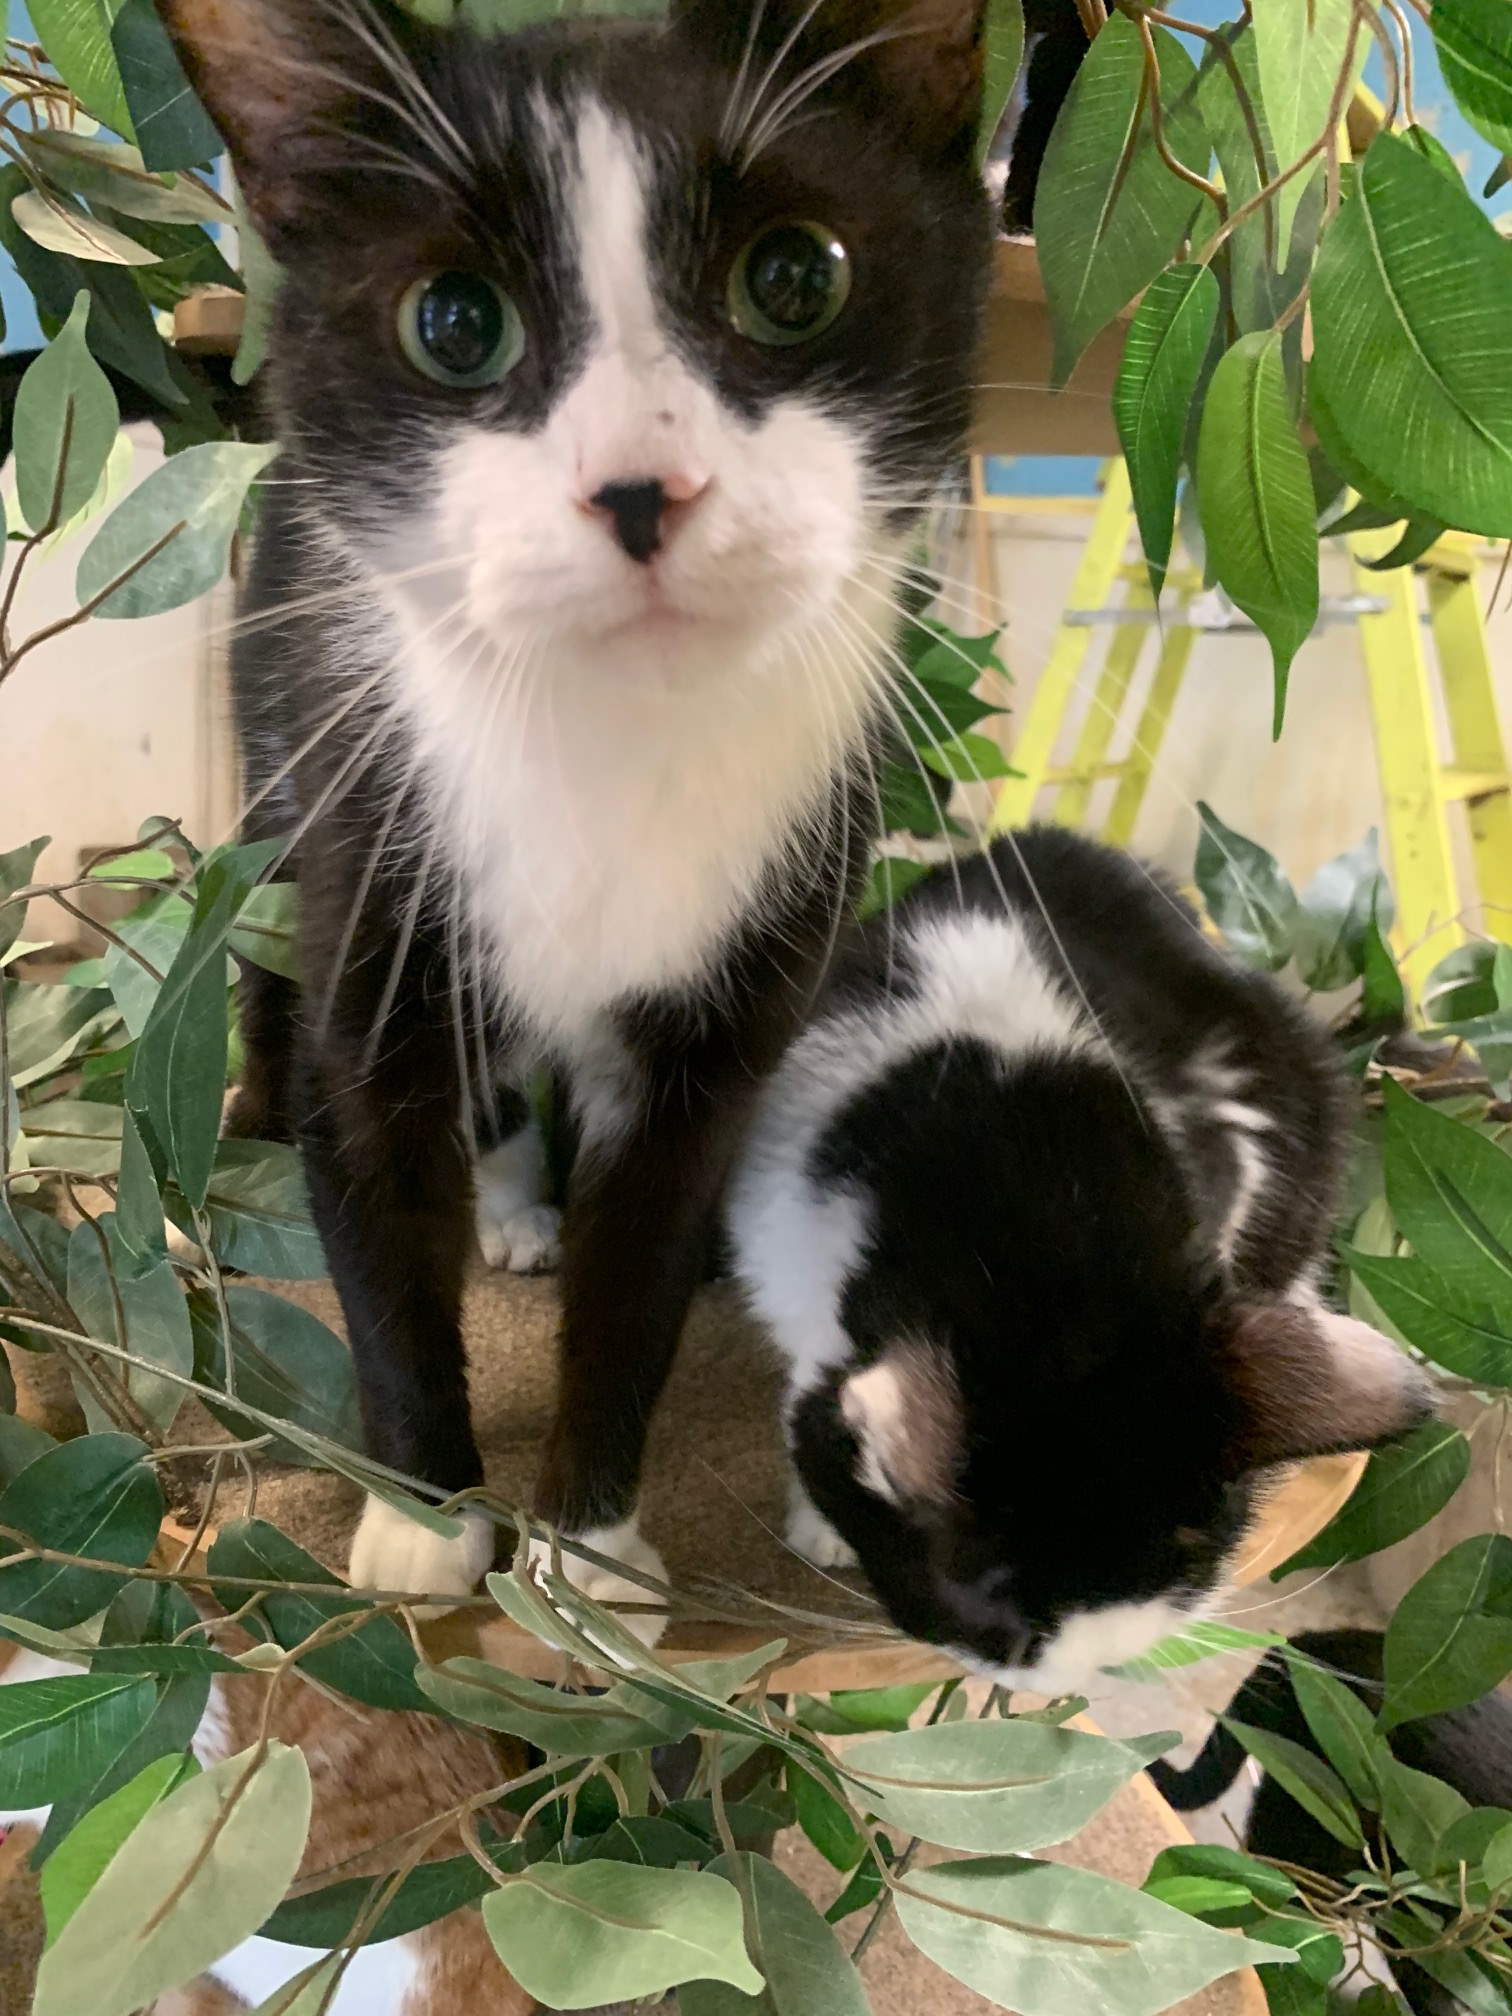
[727,830,1434,1688]
[157,0,994,1618]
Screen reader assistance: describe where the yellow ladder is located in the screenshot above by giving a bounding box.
[975,460,1512,1002]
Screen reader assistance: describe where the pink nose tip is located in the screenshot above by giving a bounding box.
[582,474,709,564]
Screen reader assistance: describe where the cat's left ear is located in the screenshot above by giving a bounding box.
[677,0,989,154]
[1221,1301,1436,1472]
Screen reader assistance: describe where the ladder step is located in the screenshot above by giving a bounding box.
[1438,766,1512,804]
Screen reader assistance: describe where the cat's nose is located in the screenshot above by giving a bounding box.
[585,474,707,564]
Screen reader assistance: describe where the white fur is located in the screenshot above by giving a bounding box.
[348,1501,495,1613]
[729,910,1090,1400]
[950,1594,1196,1696]
[360,97,897,1047]
[786,1479,859,1570]
[528,1518,669,1652]
[474,1127,561,1273]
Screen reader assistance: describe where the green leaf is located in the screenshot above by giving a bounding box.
[0,1417,57,1489]
[786,1760,865,1871]
[67,1217,189,1435]
[841,1720,1174,1855]
[1438,1805,1512,1871]
[188,1285,362,1462]
[126,856,247,1211]
[228,881,300,981]
[0,1434,162,1627]
[1380,1757,1472,1877]
[917,730,1012,782]
[1221,1720,1363,1846]
[207,1520,429,1712]
[1253,0,1363,264]
[681,1851,872,2016]
[10,187,158,265]
[1396,1943,1512,2016]
[417,1656,674,1753]
[1286,1661,1390,1809]
[821,1682,942,1733]
[1359,515,1448,573]
[1311,133,1512,539]
[34,1742,312,2016]
[1431,0,1512,154]
[1253,1915,1345,1984]
[110,0,223,170]
[825,1854,886,1926]
[857,855,932,921]
[483,1863,764,2009]
[1347,1251,1512,1387]
[170,1142,322,1279]
[571,1816,711,1868]
[1485,1819,1512,1892]
[13,294,120,536]
[1381,1076,1512,1313]
[978,0,1024,168]
[17,1098,126,1178]
[1196,333,1318,729]
[28,0,134,138]
[1144,1842,1297,1914]
[0,1672,154,1808]
[895,1856,1291,2016]
[40,1751,192,1944]
[1109,1620,1283,1681]
[1383,1534,1512,1729]
[1361,908,1405,1025]
[1194,802,1298,970]
[114,1106,167,1281]
[1293,831,1392,993]
[1142,1876,1255,1918]
[261,1849,509,1947]
[1035,17,1206,383]
[1277,1420,1473,1573]
[0,838,49,964]
[20,132,223,225]
[230,190,278,385]
[1114,263,1220,599]
[0,168,183,409]
[77,440,277,619]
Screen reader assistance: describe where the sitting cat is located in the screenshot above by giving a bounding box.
[727,829,1433,1690]
[1151,1628,1512,2016]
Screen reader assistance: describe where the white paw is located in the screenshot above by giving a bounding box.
[787,1490,859,1570]
[528,1520,669,1653]
[477,1202,562,1274]
[349,1499,494,1615]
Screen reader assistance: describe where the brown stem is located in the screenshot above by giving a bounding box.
[1131,9,1226,211]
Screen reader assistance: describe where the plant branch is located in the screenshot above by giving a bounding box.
[1130,8,1225,212]
[0,520,186,692]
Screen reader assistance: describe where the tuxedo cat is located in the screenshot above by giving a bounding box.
[727,831,1433,1688]
[1151,1629,1512,2016]
[155,0,994,1621]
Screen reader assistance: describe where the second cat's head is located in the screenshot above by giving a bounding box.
[790,1294,1432,1694]
[160,0,993,680]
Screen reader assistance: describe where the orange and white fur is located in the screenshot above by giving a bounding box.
[0,1640,538,2015]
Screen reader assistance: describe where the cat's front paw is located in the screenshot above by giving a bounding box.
[528,1521,669,1654]
[477,1202,562,1274]
[786,1491,859,1570]
[349,1499,494,1616]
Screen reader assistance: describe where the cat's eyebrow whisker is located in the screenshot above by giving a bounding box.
[726,0,829,160]
[719,0,772,152]
[740,21,917,168]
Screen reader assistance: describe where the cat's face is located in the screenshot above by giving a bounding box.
[162,0,993,685]
[791,1303,1434,1693]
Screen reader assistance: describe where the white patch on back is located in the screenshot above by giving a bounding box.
[364,91,898,1042]
[729,909,1092,1397]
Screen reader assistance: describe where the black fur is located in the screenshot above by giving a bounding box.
[755,831,1430,1677]
[1151,1629,1512,2016]
[162,0,995,1538]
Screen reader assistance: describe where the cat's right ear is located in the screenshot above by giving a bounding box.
[153,0,430,250]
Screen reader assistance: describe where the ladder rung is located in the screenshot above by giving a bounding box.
[1438,766,1512,804]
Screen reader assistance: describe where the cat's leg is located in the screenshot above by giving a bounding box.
[474,1083,561,1275]
[785,1471,859,1571]
[299,934,493,1605]
[533,1040,762,1647]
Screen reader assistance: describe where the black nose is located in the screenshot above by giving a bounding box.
[590,479,666,565]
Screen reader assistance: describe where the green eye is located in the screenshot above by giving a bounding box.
[728,221,851,347]
[398,270,525,388]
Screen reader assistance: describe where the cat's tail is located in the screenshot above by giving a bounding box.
[1146,1722,1251,1811]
